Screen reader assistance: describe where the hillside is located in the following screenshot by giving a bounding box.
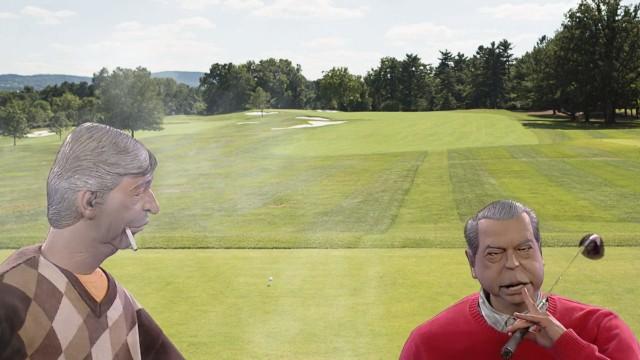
[0,71,204,90]
[151,71,203,87]
[0,74,91,91]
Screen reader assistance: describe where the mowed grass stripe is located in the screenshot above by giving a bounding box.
[447,144,630,245]
[3,110,640,248]
[472,144,640,244]
[305,152,426,243]
[504,144,640,223]
[447,150,508,221]
[387,151,462,247]
[486,145,614,222]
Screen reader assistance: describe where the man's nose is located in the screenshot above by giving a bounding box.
[504,250,520,269]
[144,189,160,215]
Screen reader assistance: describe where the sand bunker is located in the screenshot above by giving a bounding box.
[237,121,259,124]
[26,130,55,138]
[316,110,339,113]
[245,111,278,116]
[272,120,346,130]
[295,116,330,121]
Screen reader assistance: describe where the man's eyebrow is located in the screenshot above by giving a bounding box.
[483,239,534,251]
[516,239,535,247]
[129,177,153,191]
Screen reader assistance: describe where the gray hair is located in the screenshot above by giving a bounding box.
[464,200,540,257]
[47,123,157,229]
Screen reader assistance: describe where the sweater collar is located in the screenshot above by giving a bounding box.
[478,288,547,332]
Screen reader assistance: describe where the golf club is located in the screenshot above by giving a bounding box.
[500,233,605,359]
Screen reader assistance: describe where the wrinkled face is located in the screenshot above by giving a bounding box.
[93,174,159,254]
[468,213,544,315]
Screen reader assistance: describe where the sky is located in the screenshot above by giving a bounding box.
[0,0,631,80]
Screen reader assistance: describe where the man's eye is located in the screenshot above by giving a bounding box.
[518,246,532,252]
[485,250,504,262]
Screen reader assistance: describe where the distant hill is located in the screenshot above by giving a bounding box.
[0,71,204,91]
[151,71,203,87]
[0,74,91,91]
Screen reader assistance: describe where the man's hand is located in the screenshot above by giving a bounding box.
[505,287,567,348]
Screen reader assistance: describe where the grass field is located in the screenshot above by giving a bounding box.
[1,109,639,357]
[1,109,640,248]
[2,248,637,359]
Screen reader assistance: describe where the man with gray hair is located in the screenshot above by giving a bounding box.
[0,123,184,359]
[400,199,639,359]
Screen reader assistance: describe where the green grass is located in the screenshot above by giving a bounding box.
[2,248,636,359]
[2,110,639,357]
[2,109,640,248]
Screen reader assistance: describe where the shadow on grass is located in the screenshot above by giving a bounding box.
[520,116,640,130]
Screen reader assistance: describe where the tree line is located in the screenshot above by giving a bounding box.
[200,0,640,122]
[2,0,639,145]
[0,67,204,145]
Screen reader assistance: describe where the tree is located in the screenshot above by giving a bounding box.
[434,50,458,110]
[51,93,81,124]
[553,0,640,124]
[318,67,369,111]
[248,87,271,116]
[365,57,401,111]
[248,59,300,108]
[49,93,81,140]
[399,54,432,111]
[452,52,470,107]
[94,67,164,137]
[468,40,514,108]
[49,112,72,141]
[155,78,205,115]
[0,100,29,146]
[40,81,95,102]
[78,97,102,124]
[200,63,255,114]
[509,36,559,111]
[27,100,53,128]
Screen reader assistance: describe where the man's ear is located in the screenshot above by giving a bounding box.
[465,249,477,279]
[76,190,99,220]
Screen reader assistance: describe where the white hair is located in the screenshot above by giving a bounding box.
[47,123,157,229]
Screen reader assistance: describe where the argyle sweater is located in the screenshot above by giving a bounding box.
[0,245,184,360]
[400,293,640,359]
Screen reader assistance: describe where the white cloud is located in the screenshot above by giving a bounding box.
[384,22,513,64]
[21,6,76,25]
[479,2,574,21]
[176,16,216,29]
[0,12,19,19]
[259,48,381,80]
[43,18,222,74]
[173,0,220,10]
[223,0,265,10]
[252,0,367,20]
[303,36,348,49]
[385,22,460,47]
[163,0,359,17]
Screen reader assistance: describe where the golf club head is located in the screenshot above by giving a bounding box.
[579,233,604,260]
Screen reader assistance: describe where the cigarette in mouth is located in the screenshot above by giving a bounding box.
[125,227,138,251]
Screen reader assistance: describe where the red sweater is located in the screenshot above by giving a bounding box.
[400,294,640,360]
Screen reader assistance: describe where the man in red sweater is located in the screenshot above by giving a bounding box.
[400,200,640,359]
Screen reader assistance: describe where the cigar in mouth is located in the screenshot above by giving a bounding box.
[125,227,138,251]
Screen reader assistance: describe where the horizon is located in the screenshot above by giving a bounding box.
[3,0,636,81]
